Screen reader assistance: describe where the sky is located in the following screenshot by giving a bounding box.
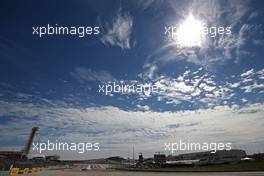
[0,0,264,160]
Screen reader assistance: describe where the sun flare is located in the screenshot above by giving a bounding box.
[175,14,205,48]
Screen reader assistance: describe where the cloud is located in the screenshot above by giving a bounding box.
[241,69,254,77]
[142,63,158,80]
[238,68,264,92]
[100,8,134,49]
[248,11,258,21]
[1,98,264,159]
[70,67,116,83]
[144,68,232,108]
[2,65,264,159]
[136,104,150,111]
[225,68,264,94]
[257,69,264,80]
[67,65,264,110]
[134,0,166,11]
[135,67,264,109]
[241,82,264,93]
[67,65,264,109]
[136,0,155,10]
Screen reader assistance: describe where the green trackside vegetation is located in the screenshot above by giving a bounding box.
[116,162,264,172]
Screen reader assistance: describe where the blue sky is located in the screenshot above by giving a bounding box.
[0,0,264,160]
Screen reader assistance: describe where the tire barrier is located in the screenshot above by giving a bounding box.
[9,167,42,176]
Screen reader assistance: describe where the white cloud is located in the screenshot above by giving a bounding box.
[257,68,264,79]
[228,82,241,88]
[241,82,264,93]
[143,68,236,107]
[226,68,264,93]
[100,8,133,49]
[70,67,116,83]
[69,66,264,107]
[136,104,150,111]
[142,63,158,80]
[199,83,216,92]
[1,100,264,159]
[135,66,264,107]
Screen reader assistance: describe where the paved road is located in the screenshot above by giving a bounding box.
[32,170,264,176]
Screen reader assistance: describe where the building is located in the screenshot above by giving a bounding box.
[154,154,166,165]
[174,149,246,164]
[248,153,264,162]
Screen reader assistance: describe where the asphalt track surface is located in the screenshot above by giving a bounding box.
[31,170,264,176]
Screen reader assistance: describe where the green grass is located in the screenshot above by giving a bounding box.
[117,162,264,172]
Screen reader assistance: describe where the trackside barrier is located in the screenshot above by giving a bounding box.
[0,171,9,176]
[10,168,19,176]
[23,168,29,174]
[10,167,42,176]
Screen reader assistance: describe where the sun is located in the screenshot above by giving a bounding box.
[175,14,205,48]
